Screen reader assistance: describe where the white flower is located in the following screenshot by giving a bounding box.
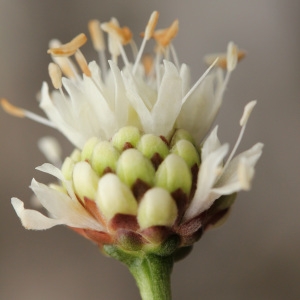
[5,12,262,248]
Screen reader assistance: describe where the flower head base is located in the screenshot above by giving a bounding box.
[5,12,262,259]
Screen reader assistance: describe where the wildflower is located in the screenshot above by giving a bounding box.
[2,11,262,300]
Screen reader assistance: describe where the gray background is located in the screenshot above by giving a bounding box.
[0,0,299,299]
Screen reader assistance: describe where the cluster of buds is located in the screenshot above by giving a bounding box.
[59,125,233,256]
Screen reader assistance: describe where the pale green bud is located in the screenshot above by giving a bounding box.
[91,141,120,175]
[96,173,138,220]
[73,161,99,200]
[170,129,195,148]
[171,140,200,168]
[112,126,141,151]
[137,134,169,160]
[117,149,155,187]
[81,137,100,161]
[61,157,75,181]
[137,187,178,229]
[70,149,81,162]
[155,154,192,195]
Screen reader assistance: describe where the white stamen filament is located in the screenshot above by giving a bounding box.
[182,58,219,104]
[170,43,180,69]
[223,100,257,170]
[133,11,159,75]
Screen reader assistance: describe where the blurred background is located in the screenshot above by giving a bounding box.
[0,0,299,299]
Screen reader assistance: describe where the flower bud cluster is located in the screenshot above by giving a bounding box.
[61,126,205,253]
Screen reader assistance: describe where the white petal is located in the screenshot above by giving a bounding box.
[12,198,65,230]
[201,126,221,161]
[151,60,182,136]
[36,163,64,181]
[38,136,62,166]
[213,143,263,194]
[184,144,229,220]
[30,179,103,231]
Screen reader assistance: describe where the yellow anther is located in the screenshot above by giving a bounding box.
[48,63,62,89]
[153,19,179,47]
[88,19,105,51]
[144,11,159,40]
[1,98,25,118]
[204,49,246,69]
[47,33,88,57]
[75,50,92,77]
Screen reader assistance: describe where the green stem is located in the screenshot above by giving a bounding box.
[103,245,173,300]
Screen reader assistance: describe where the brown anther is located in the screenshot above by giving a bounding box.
[75,50,92,77]
[204,50,246,69]
[142,54,154,75]
[88,19,105,51]
[153,19,179,47]
[145,11,159,40]
[1,98,25,118]
[48,62,62,89]
[47,33,88,57]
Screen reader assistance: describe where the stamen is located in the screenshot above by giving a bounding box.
[88,20,105,52]
[1,99,56,127]
[133,11,159,75]
[75,50,92,77]
[1,98,25,117]
[153,19,179,48]
[223,100,257,169]
[47,33,87,57]
[226,42,238,72]
[48,63,62,89]
[204,48,246,70]
[170,43,180,69]
[88,19,107,78]
[182,58,219,104]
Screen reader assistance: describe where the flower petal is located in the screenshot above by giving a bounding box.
[184,143,229,220]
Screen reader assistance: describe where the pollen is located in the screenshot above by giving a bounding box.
[47,33,88,57]
[1,98,25,118]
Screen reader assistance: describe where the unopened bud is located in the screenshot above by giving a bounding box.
[61,157,75,181]
[137,187,178,229]
[137,134,169,160]
[170,129,195,148]
[96,173,138,220]
[117,149,155,187]
[112,126,141,151]
[81,137,100,161]
[171,140,200,168]
[91,141,120,175]
[73,161,99,200]
[155,154,192,195]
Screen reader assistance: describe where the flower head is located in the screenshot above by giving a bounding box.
[4,12,262,257]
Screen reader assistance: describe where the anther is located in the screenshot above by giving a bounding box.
[153,19,179,47]
[75,50,92,77]
[48,63,62,89]
[144,11,159,40]
[47,33,87,57]
[88,19,105,51]
[204,48,246,69]
[1,98,25,117]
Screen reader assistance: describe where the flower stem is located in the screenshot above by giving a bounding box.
[103,245,173,300]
